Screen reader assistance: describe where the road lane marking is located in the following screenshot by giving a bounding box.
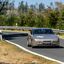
[5,40,64,64]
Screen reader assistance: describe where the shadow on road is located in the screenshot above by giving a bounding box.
[2,33,28,40]
[32,46,64,49]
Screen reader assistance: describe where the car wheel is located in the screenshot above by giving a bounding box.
[27,43,31,47]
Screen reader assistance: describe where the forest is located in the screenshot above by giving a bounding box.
[0,0,64,29]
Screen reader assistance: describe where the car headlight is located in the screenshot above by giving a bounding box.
[34,39,38,41]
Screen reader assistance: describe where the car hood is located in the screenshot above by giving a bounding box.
[32,34,58,41]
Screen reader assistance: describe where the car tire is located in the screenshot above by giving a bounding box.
[27,42,31,47]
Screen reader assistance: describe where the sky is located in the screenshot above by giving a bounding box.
[12,0,64,8]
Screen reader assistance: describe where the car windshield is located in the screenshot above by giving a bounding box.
[32,29,54,34]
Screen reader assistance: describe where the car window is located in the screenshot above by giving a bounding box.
[32,29,54,34]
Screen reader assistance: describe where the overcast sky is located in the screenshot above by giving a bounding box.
[12,0,64,7]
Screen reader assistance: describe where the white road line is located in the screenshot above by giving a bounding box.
[5,40,64,64]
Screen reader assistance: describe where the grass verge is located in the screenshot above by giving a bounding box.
[58,34,64,39]
[2,29,30,33]
[0,40,59,64]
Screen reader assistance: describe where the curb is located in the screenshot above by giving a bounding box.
[5,40,64,64]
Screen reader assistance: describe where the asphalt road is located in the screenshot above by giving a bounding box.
[2,32,64,62]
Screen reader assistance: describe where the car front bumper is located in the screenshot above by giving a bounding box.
[33,40,59,46]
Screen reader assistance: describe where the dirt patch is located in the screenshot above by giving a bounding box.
[0,40,59,64]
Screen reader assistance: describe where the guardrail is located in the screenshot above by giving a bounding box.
[0,26,35,30]
[52,29,64,33]
[0,26,64,33]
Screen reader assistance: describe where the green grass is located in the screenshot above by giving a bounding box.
[58,34,64,39]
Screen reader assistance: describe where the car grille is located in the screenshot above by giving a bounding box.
[38,41,51,44]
